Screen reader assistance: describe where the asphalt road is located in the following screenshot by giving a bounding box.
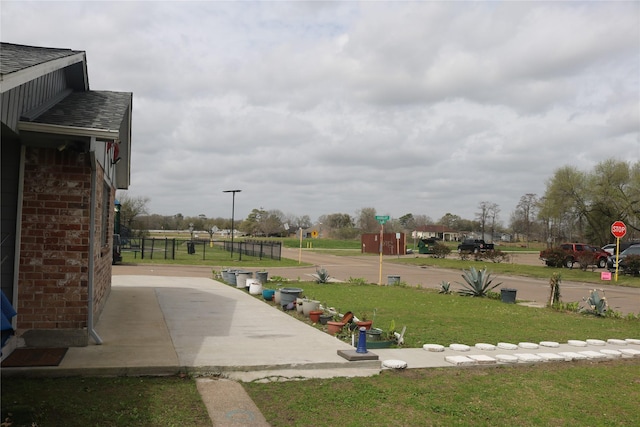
[113,249,640,316]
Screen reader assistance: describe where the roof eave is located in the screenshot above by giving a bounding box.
[0,51,87,92]
[18,121,119,140]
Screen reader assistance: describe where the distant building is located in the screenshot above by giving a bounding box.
[412,225,459,242]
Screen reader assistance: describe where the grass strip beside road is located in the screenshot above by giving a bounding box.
[389,255,640,288]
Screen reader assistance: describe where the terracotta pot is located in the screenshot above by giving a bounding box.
[356,321,373,330]
[309,310,323,323]
[326,321,344,335]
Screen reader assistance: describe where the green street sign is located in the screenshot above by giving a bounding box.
[375,215,390,224]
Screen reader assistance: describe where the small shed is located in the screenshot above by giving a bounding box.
[361,233,407,255]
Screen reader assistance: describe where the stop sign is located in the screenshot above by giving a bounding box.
[611,221,627,239]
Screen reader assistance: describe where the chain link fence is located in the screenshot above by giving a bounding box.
[122,238,281,261]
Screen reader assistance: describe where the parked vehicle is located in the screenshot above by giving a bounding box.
[457,239,494,253]
[540,243,609,269]
[418,238,439,254]
[607,244,640,273]
[602,241,640,256]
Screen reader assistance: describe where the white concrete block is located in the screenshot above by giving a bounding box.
[567,340,587,347]
[518,342,539,349]
[449,343,470,352]
[475,343,496,351]
[586,339,606,346]
[578,351,608,360]
[540,341,560,348]
[606,339,627,346]
[497,342,518,350]
[514,353,543,363]
[495,354,519,363]
[445,355,476,366]
[537,352,566,362]
[468,354,497,364]
[382,359,407,369]
[599,349,622,359]
[558,351,588,361]
[625,338,640,345]
[619,348,640,358]
[422,344,445,352]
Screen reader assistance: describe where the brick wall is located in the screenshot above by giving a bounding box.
[18,146,114,346]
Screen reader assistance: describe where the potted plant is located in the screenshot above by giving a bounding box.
[301,298,320,317]
[355,312,373,330]
[325,311,353,336]
[309,309,323,323]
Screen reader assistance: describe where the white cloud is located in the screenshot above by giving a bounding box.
[2,1,638,225]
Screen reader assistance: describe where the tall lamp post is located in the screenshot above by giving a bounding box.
[223,190,241,258]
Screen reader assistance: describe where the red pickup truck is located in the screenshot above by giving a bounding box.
[540,243,609,269]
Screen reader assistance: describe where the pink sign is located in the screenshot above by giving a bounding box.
[601,271,612,281]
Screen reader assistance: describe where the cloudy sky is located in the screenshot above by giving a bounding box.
[3,1,639,225]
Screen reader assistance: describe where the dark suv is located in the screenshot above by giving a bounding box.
[607,244,640,273]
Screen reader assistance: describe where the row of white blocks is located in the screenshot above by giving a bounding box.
[421,338,640,366]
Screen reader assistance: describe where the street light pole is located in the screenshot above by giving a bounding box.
[223,190,241,258]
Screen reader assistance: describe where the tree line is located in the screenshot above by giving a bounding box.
[117,159,639,245]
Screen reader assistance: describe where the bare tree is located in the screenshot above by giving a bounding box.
[516,193,538,247]
[476,201,490,240]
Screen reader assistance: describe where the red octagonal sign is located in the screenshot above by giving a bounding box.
[611,221,627,239]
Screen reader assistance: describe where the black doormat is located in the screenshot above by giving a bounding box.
[1,347,68,367]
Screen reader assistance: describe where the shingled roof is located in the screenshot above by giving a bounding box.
[30,90,132,132]
[0,42,83,75]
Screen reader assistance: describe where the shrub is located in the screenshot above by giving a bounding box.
[347,277,369,285]
[548,273,561,306]
[575,251,596,271]
[540,247,568,268]
[482,249,511,263]
[431,243,451,259]
[458,250,473,261]
[621,254,640,276]
[456,267,502,297]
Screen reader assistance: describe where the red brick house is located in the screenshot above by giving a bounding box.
[1,43,132,350]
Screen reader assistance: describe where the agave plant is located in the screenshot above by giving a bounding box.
[438,280,451,294]
[456,267,502,297]
[584,289,607,316]
[315,267,331,284]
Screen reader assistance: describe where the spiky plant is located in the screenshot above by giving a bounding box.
[584,289,607,316]
[456,267,502,297]
[315,267,331,284]
[439,281,451,294]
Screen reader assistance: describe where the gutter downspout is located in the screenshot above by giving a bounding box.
[88,150,103,345]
